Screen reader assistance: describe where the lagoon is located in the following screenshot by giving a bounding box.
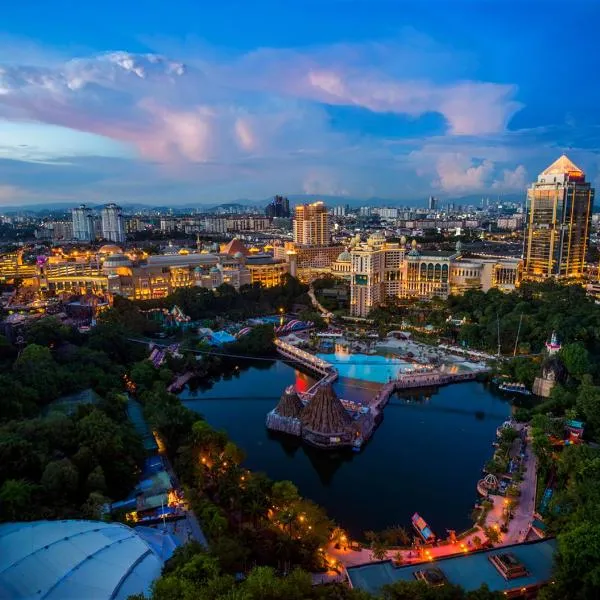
[180,359,509,540]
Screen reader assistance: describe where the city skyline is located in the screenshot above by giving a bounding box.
[1,1,600,206]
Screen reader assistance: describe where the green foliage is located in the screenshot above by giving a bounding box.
[576,375,600,437]
[381,580,503,599]
[447,281,600,356]
[559,342,590,381]
[131,275,309,322]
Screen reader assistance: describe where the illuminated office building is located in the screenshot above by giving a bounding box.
[293,202,331,246]
[524,155,594,280]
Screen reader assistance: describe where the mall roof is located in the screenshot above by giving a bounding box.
[0,520,169,600]
[347,539,556,596]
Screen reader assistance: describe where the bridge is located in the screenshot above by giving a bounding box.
[370,368,488,420]
[274,338,338,398]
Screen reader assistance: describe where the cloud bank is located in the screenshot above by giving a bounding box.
[0,35,582,204]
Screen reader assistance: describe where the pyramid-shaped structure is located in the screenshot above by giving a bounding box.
[541,154,584,177]
[275,387,304,418]
[220,238,249,256]
[301,384,351,434]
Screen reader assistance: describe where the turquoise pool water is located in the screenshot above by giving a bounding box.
[316,352,411,383]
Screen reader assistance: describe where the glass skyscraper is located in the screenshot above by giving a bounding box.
[524,155,594,280]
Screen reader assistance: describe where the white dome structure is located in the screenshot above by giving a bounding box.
[0,520,174,600]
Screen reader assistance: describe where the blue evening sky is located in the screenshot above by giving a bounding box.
[1,0,599,206]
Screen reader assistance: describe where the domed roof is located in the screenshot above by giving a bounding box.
[408,239,420,257]
[210,266,220,273]
[98,244,122,255]
[102,253,132,268]
[337,250,352,262]
[0,520,172,600]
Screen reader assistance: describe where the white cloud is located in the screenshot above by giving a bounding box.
[492,165,527,190]
[434,154,494,192]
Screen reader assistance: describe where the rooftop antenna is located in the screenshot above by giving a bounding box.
[513,313,523,357]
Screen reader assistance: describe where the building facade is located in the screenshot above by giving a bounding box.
[265,195,290,218]
[72,205,95,242]
[293,202,331,246]
[32,246,288,301]
[349,234,522,317]
[101,203,126,243]
[524,155,594,280]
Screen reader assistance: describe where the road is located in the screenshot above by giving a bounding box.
[308,285,333,318]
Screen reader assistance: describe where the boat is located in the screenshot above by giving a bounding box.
[498,382,531,396]
[412,512,436,543]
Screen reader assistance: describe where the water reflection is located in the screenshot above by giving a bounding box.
[180,359,510,538]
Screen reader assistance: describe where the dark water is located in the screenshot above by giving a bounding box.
[180,360,509,539]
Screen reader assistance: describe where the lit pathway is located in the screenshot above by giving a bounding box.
[504,427,537,544]
[328,528,490,569]
[308,285,333,318]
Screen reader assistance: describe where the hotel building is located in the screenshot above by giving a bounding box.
[349,233,522,317]
[293,202,331,246]
[524,155,594,280]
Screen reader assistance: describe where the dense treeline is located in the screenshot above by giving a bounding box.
[446,281,600,357]
[0,317,147,522]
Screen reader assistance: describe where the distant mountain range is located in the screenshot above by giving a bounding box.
[0,193,526,215]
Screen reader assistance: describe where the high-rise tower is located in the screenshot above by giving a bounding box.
[293,201,331,246]
[101,203,125,243]
[72,204,95,242]
[524,155,593,280]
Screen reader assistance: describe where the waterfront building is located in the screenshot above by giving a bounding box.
[524,154,594,280]
[347,539,556,598]
[72,204,95,242]
[293,201,331,246]
[349,235,522,317]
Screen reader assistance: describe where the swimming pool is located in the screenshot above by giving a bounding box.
[316,352,411,383]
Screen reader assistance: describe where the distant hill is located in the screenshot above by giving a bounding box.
[0,193,527,214]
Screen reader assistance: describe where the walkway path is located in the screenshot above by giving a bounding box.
[308,285,333,318]
[504,427,537,544]
[328,528,489,569]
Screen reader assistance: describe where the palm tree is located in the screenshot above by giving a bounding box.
[383,525,411,547]
[484,526,501,545]
[370,540,387,561]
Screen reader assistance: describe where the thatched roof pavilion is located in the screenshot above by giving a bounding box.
[275,387,304,419]
[301,384,351,434]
